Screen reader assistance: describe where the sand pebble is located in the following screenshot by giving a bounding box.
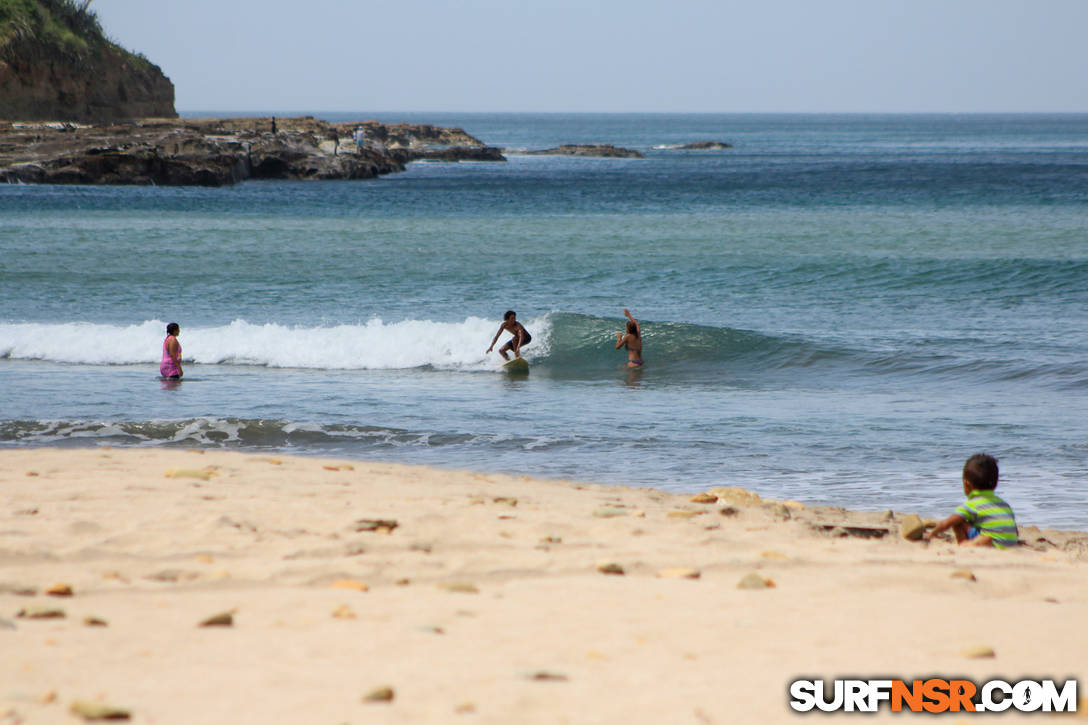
[164,468,217,480]
[899,514,925,541]
[596,561,625,575]
[526,671,568,682]
[438,581,479,594]
[593,506,627,518]
[16,606,65,619]
[960,645,995,659]
[766,503,792,520]
[950,569,977,582]
[690,493,718,504]
[708,487,762,506]
[363,686,395,703]
[69,700,131,721]
[353,518,398,534]
[145,569,199,583]
[455,701,476,714]
[761,551,788,560]
[331,605,357,619]
[656,567,701,579]
[83,616,109,627]
[493,496,518,506]
[46,583,74,597]
[719,506,739,517]
[736,572,775,590]
[539,536,562,544]
[25,471,40,477]
[198,611,234,627]
[331,579,369,592]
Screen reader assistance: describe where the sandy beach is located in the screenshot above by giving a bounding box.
[1,448,1085,723]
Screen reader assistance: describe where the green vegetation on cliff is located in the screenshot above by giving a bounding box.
[0,0,113,59]
[0,0,173,121]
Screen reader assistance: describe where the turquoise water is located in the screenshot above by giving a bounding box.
[2,114,1086,527]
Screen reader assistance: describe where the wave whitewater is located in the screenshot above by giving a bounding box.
[2,314,1084,387]
[0,417,563,451]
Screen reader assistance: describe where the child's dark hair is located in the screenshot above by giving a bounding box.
[963,453,999,490]
[626,320,639,337]
[503,310,516,321]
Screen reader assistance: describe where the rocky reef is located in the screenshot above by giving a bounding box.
[0,116,505,186]
[0,0,176,122]
[677,141,732,150]
[517,144,644,159]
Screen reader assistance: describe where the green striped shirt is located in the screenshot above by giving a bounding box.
[956,489,1018,549]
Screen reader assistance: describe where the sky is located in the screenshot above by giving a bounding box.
[91,0,1088,113]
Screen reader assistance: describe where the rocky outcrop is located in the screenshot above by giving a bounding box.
[352,121,484,150]
[408,146,506,162]
[516,144,644,159]
[677,141,732,150]
[0,116,504,186]
[0,1,176,121]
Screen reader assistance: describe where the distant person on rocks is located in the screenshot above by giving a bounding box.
[353,126,366,151]
[615,308,643,367]
[487,310,532,360]
[924,453,1018,548]
[160,322,183,379]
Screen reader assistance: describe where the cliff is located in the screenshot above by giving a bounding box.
[0,0,176,121]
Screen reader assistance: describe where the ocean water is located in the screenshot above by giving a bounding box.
[2,113,1087,528]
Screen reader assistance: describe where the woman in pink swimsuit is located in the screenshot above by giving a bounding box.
[160,322,183,378]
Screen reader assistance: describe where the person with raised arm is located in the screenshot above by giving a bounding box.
[615,308,643,368]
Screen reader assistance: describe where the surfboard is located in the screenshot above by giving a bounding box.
[502,357,529,373]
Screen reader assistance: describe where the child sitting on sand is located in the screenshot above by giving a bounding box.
[924,453,1018,548]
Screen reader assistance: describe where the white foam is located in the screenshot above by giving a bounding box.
[0,316,552,371]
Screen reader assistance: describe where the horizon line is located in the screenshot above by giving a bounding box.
[177,108,1088,117]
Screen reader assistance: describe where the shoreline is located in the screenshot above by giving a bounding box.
[2,448,1085,722]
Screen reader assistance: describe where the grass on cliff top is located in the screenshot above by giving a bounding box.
[0,0,144,63]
